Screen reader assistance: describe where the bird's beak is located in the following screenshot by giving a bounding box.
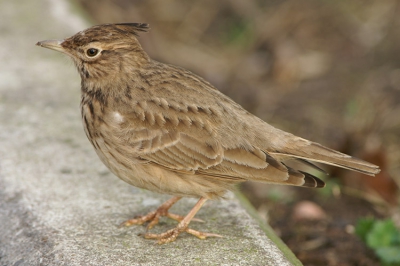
[36,39,65,53]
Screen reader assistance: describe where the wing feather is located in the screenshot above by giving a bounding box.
[110,104,291,183]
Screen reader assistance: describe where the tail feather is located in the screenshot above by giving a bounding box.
[271,140,380,176]
[299,170,325,188]
[308,142,380,175]
[282,165,326,188]
[296,158,329,175]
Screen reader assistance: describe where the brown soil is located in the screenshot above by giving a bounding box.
[241,183,383,265]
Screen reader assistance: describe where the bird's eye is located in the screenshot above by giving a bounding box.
[86,48,99,57]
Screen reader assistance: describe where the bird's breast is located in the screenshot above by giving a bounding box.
[80,93,137,174]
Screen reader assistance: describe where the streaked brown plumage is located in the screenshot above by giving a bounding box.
[37,23,380,244]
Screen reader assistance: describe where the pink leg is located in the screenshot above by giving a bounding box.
[144,197,222,244]
[120,196,181,229]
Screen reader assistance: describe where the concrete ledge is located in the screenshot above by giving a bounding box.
[0,0,301,265]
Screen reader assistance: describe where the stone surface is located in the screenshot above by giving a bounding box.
[0,0,301,265]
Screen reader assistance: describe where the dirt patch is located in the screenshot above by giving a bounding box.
[241,183,383,265]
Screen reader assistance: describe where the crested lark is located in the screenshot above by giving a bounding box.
[37,23,380,244]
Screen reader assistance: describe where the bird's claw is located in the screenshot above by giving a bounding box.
[145,226,222,244]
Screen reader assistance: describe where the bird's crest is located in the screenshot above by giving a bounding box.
[113,23,150,36]
[64,23,150,47]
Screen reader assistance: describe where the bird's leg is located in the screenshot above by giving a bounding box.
[120,196,204,230]
[144,197,222,244]
[120,196,181,229]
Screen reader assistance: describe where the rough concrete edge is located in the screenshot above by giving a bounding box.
[235,191,303,266]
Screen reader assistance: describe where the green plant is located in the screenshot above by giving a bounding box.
[356,218,400,266]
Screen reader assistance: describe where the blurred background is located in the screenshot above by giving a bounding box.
[75,0,399,265]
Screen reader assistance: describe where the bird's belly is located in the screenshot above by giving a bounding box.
[87,135,228,198]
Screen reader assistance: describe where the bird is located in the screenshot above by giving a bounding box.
[36,23,380,244]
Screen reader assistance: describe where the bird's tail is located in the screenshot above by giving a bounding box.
[270,138,380,176]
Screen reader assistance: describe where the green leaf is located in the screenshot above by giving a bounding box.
[392,230,400,246]
[366,220,397,249]
[375,246,400,265]
[355,218,375,242]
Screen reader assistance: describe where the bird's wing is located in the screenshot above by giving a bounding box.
[108,97,224,172]
[103,89,323,187]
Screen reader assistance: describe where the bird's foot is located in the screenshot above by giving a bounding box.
[120,210,203,230]
[122,197,219,244]
[119,196,203,230]
[144,223,222,244]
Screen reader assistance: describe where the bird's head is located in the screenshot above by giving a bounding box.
[36,23,150,81]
